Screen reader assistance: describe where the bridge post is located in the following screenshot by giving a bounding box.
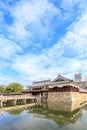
[0,95,3,107]
[23,99,26,104]
[14,100,17,106]
[31,99,34,103]
[34,98,36,103]
[0,101,3,107]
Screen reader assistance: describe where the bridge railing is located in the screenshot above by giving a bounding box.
[0,94,35,101]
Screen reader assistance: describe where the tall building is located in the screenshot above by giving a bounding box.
[75,73,82,82]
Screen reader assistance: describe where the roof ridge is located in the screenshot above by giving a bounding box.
[52,74,72,82]
[33,79,51,84]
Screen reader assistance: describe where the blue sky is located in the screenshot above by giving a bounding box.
[0,0,87,87]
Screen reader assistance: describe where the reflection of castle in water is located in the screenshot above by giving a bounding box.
[30,102,87,127]
[0,102,87,127]
[48,101,81,112]
[1,101,87,127]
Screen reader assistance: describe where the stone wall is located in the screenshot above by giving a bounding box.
[71,91,87,104]
[47,100,80,111]
[47,87,87,105]
[47,92,72,102]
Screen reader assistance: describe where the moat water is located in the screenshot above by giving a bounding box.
[0,102,87,130]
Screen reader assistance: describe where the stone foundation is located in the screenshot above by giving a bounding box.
[71,91,87,104]
[47,87,87,105]
[47,92,72,102]
[47,101,80,111]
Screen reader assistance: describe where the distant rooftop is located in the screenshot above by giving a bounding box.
[33,79,51,84]
[52,74,73,82]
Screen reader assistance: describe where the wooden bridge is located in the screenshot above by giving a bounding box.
[0,94,36,107]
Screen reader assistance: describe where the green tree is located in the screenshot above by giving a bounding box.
[6,83,23,93]
[0,85,5,94]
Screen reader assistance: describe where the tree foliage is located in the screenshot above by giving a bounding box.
[0,85,5,94]
[6,83,23,93]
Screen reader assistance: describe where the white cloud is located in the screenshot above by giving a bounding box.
[0,72,30,88]
[0,60,9,71]
[61,13,87,58]
[0,11,4,24]
[7,0,60,44]
[0,36,22,59]
[73,0,87,10]
[10,9,87,83]
[11,54,82,83]
[0,0,87,86]
[0,73,14,85]
[61,0,73,11]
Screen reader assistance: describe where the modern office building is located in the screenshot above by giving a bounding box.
[75,73,82,82]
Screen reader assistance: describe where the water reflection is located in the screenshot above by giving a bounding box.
[0,102,87,130]
[30,102,83,127]
[8,108,24,115]
[0,104,59,130]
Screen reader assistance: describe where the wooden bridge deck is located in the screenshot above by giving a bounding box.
[0,95,36,101]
